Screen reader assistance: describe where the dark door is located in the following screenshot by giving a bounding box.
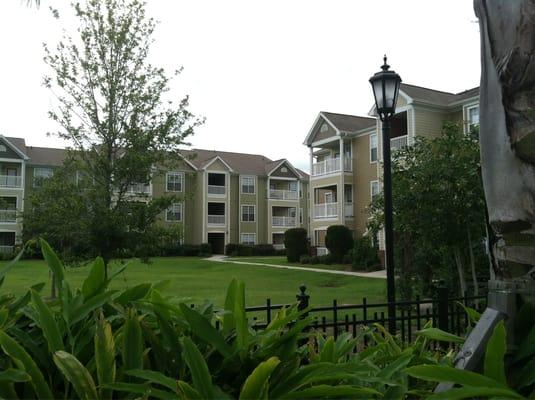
[207,233,225,255]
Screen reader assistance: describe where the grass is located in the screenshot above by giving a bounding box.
[228,256,358,272]
[0,257,386,307]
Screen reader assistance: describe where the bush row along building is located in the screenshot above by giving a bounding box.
[0,83,479,255]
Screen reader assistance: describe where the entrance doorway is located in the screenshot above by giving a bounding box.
[207,232,225,255]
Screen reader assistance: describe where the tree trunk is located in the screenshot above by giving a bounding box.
[453,246,467,296]
[467,229,479,296]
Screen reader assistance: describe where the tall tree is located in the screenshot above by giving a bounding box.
[32,0,202,266]
[368,123,488,297]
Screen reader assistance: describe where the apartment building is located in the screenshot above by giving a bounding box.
[305,83,480,256]
[0,139,309,254]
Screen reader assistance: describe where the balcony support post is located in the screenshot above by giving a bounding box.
[338,137,344,225]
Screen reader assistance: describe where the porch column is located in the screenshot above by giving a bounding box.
[338,137,345,224]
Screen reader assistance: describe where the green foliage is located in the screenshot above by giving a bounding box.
[225,244,279,257]
[324,225,353,263]
[25,0,202,265]
[368,123,488,298]
[0,240,533,399]
[351,236,381,271]
[284,228,308,262]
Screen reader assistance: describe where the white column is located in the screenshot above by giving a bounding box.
[309,146,314,176]
[338,137,345,224]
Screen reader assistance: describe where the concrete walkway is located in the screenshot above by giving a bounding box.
[205,255,386,279]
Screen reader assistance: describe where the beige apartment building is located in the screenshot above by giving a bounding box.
[0,139,308,254]
[305,83,480,256]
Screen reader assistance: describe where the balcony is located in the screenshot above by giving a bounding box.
[272,216,296,227]
[0,175,22,188]
[126,183,151,195]
[207,215,225,225]
[313,202,338,219]
[312,158,352,177]
[207,185,226,196]
[269,189,298,200]
[391,135,409,151]
[344,202,354,218]
[0,210,16,223]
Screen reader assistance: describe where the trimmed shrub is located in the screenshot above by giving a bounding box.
[325,225,353,262]
[318,254,333,265]
[299,255,311,264]
[351,236,381,271]
[200,242,212,257]
[252,244,276,256]
[284,228,308,262]
[225,244,276,256]
[274,248,286,256]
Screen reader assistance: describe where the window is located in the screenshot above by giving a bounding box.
[33,167,53,187]
[289,181,297,192]
[166,172,183,192]
[241,233,256,246]
[299,208,303,224]
[320,123,328,133]
[281,167,288,173]
[0,145,6,152]
[241,176,255,194]
[241,205,255,222]
[370,180,380,201]
[166,203,182,222]
[467,105,479,131]
[370,133,378,162]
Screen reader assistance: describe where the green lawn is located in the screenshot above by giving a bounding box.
[228,256,356,272]
[0,257,386,308]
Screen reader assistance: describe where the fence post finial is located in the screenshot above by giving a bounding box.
[297,284,309,311]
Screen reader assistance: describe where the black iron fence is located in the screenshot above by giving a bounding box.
[240,285,487,344]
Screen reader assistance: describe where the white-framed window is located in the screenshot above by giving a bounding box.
[320,123,328,133]
[33,167,53,187]
[241,233,256,246]
[370,180,380,201]
[166,203,183,222]
[241,205,255,222]
[467,105,479,131]
[289,181,297,193]
[241,176,255,194]
[166,172,183,192]
[370,133,378,162]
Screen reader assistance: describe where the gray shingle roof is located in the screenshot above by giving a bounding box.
[321,112,376,133]
[400,83,479,106]
[26,146,67,166]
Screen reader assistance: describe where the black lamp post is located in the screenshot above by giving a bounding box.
[369,55,402,334]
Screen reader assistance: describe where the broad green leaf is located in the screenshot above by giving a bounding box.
[179,303,232,357]
[239,356,280,399]
[126,369,177,392]
[405,365,507,389]
[416,328,465,344]
[177,380,202,399]
[102,382,151,395]
[319,337,335,362]
[182,337,214,399]
[82,257,106,300]
[40,238,64,289]
[0,331,54,399]
[223,279,238,335]
[456,301,481,324]
[377,349,413,380]
[95,314,115,399]
[234,281,250,352]
[514,324,535,363]
[53,351,98,400]
[31,290,64,353]
[116,283,152,306]
[69,290,118,325]
[280,384,381,399]
[0,243,26,282]
[484,320,506,384]
[516,355,535,389]
[0,368,30,382]
[123,309,143,372]
[427,386,523,399]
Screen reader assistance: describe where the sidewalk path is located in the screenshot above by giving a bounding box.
[205,255,386,279]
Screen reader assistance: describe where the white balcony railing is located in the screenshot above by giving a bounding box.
[313,202,338,219]
[344,202,354,218]
[207,215,225,225]
[391,134,409,151]
[312,158,352,177]
[0,210,16,223]
[269,189,298,200]
[272,216,296,227]
[208,185,226,196]
[0,175,22,188]
[0,245,14,254]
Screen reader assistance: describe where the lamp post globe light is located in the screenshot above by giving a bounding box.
[369,56,401,334]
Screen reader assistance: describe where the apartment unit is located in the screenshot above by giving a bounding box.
[0,139,308,254]
[305,83,480,256]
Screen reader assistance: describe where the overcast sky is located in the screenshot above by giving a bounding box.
[0,0,480,172]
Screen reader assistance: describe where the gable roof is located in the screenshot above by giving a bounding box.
[26,146,67,166]
[321,112,376,133]
[2,136,29,160]
[265,159,303,178]
[400,83,479,107]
